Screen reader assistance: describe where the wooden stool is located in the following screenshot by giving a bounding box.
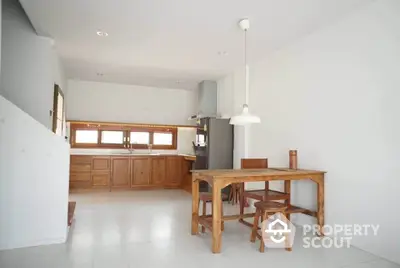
[250,201,292,252]
[199,192,227,233]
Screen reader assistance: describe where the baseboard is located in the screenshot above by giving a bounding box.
[0,237,66,251]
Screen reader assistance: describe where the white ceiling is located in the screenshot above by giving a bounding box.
[20,0,370,90]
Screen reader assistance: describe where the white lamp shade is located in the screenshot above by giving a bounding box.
[229,105,261,125]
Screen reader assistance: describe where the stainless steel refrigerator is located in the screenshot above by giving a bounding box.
[193,118,233,194]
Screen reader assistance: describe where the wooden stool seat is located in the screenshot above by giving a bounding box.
[254,201,287,212]
[200,192,228,202]
[250,201,292,252]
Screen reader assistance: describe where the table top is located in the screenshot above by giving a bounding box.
[191,168,326,178]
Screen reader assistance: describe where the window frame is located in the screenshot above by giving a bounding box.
[70,122,178,150]
[52,84,65,136]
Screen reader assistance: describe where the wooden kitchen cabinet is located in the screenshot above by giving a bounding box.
[91,156,110,187]
[70,156,92,189]
[70,155,193,191]
[166,156,182,186]
[91,171,110,186]
[111,157,130,188]
[131,157,151,187]
[92,156,110,170]
[181,159,193,193]
[151,157,166,185]
[70,172,91,182]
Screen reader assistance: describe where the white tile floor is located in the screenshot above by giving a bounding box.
[0,190,398,268]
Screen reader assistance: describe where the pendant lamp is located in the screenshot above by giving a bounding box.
[229,19,261,126]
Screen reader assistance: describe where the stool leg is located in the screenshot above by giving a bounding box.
[250,208,260,242]
[221,201,224,231]
[259,212,267,252]
[201,201,206,233]
[284,212,292,251]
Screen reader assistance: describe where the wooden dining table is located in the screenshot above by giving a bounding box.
[191,168,326,253]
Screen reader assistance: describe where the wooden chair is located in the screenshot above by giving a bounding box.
[229,183,241,205]
[239,158,290,227]
[250,201,292,252]
[199,192,228,233]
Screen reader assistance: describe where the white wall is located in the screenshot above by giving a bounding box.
[66,80,196,126]
[0,0,67,129]
[218,0,400,264]
[217,68,250,169]
[0,96,70,250]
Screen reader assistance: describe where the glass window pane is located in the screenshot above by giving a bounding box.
[130,132,149,144]
[196,134,205,146]
[101,131,124,144]
[153,132,173,145]
[56,119,63,136]
[57,94,64,119]
[75,130,98,143]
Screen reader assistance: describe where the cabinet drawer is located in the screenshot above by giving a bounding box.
[92,171,110,186]
[71,156,92,164]
[92,157,110,171]
[71,163,91,172]
[70,172,91,182]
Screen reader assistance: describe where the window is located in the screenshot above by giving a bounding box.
[101,131,124,144]
[153,132,173,145]
[70,122,178,149]
[196,134,206,146]
[75,130,98,144]
[130,131,150,145]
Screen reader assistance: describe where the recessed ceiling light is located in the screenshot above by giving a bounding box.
[218,51,228,56]
[96,31,108,37]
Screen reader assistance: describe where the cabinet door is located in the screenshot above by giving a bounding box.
[181,159,193,192]
[111,157,130,187]
[131,158,151,186]
[92,171,110,186]
[151,157,166,185]
[166,156,182,186]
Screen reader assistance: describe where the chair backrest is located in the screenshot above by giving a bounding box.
[241,158,269,191]
[241,158,268,169]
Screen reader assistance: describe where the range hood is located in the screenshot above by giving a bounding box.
[189,80,219,120]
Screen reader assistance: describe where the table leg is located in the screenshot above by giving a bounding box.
[212,181,222,253]
[317,175,325,236]
[239,182,245,221]
[191,176,200,235]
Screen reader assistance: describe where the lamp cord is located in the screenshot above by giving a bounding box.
[244,28,249,106]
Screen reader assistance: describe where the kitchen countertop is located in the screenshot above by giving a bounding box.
[70,149,195,158]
